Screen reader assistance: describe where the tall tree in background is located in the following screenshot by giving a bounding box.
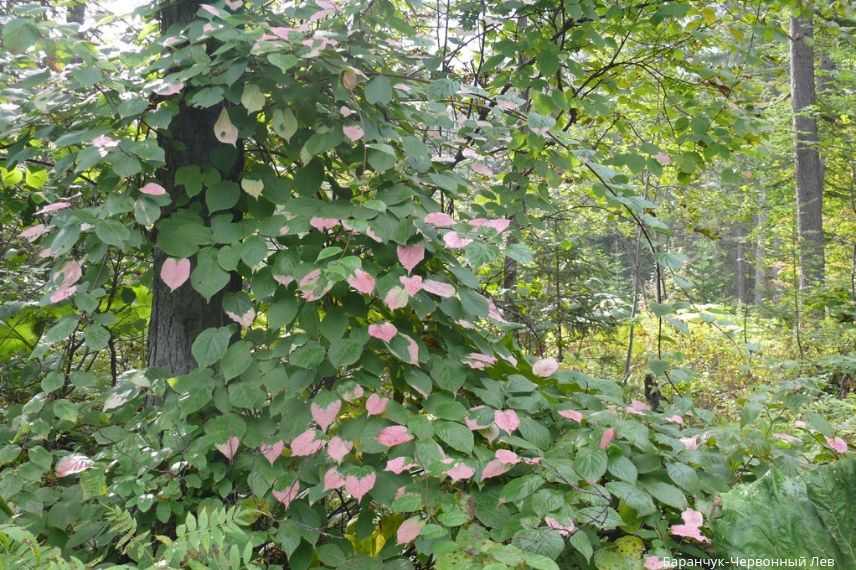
[789,7,825,289]
[146,0,241,375]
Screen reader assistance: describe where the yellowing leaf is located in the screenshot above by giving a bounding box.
[271,108,297,142]
[241,178,264,199]
[214,107,238,146]
[241,84,265,113]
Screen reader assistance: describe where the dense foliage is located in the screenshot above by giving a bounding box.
[0,0,853,569]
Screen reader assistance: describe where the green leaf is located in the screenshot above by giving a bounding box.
[666,462,700,492]
[134,197,161,226]
[501,474,545,503]
[328,338,365,368]
[220,340,252,381]
[271,108,298,142]
[3,19,40,52]
[511,528,565,560]
[268,53,299,73]
[191,327,233,368]
[607,454,638,483]
[574,448,608,482]
[41,372,64,394]
[241,83,265,113]
[606,481,656,516]
[175,165,203,197]
[191,249,230,301]
[569,530,593,562]
[206,180,240,213]
[53,399,79,423]
[269,298,299,330]
[642,480,687,510]
[95,220,130,247]
[291,341,326,369]
[157,213,211,258]
[365,76,393,105]
[435,421,474,454]
[84,325,110,351]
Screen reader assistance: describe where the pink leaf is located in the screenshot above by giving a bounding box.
[495,449,520,465]
[532,357,559,377]
[216,436,240,461]
[827,436,848,454]
[488,299,509,323]
[272,480,301,509]
[340,106,356,117]
[225,0,242,9]
[494,409,519,434]
[160,258,191,292]
[214,108,238,146]
[299,269,321,288]
[665,415,684,425]
[347,269,376,295]
[226,308,255,328]
[600,428,616,449]
[401,333,420,365]
[310,399,341,432]
[481,459,510,480]
[655,152,672,165]
[270,27,297,40]
[273,274,294,286]
[19,224,48,242]
[377,425,413,447]
[545,516,576,537]
[344,472,376,502]
[645,556,666,570]
[626,399,651,415]
[366,393,389,416]
[55,454,93,478]
[259,441,284,465]
[396,517,424,545]
[368,323,397,343]
[396,244,424,273]
[470,162,494,176]
[558,409,583,423]
[384,286,409,310]
[443,231,472,249]
[464,353,497,370]
[671,509,709,543]
[680,435,700,450]
[50,286,77,304]
[446,462,475,482]
[60,260,82,288]
[470,217,510,233]
[399,275,423,296]
[291,429,324,456]
[342,384,364,402]
[310,217,339,231]
[343,124,364,142]
[35,201,71,215]
[422,279,456,298]
[140,182,167,196]
[424,212,455,227]
[324,467,345,490]
[92,135,119,150]
[385,456,413,474]
[326,436,353,463]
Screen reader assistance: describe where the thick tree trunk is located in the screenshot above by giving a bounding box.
[147,0,242,374]
[790,14,825,289]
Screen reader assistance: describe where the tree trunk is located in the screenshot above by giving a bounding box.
[790,13,825,289]
[754,188,766,304]
[147,0,242,374]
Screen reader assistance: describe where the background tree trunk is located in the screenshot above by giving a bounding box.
[790,13,825,289]
[147,0,242,374]
[754,188,766,304]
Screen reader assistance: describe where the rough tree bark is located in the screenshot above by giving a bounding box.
[789,12,825,289]
[147,0,242,375]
